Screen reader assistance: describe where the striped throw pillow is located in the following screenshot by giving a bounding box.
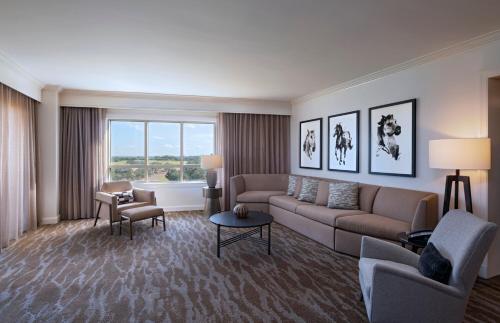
[297,178,319,203]
[112,191,135,205]
[327,182,359,210]
[287,175,297,196]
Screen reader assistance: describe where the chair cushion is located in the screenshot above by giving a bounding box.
[237,191,285,203]
[121,205,164,221]
[418,242,452,285]
[295,204,366,227]
[359,258,420,298]
[269,195,310,213]
[336,213,410,241]
[117,202,150,213]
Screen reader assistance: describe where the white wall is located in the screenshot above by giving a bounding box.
[36,86,61,224]
[0,50,42,101]
[291,39,500,278]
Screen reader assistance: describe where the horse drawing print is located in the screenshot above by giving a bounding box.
[332,123,353,165]
[303,129,316,159]
[376,114,401,160]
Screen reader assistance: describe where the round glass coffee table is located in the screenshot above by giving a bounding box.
[209,211,273,258]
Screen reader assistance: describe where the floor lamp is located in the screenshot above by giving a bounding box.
[429,138,490,215]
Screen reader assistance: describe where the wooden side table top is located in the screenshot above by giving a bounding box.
[203,187,222,199]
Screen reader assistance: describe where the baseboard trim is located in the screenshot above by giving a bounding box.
[40,216,60,225]
[163,205,204,212]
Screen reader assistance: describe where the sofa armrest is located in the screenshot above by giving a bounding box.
[230,175,245,210]
[133,188,156,205]
[95,191,117,205]
[411,193,438,231]
[361,236,419,268]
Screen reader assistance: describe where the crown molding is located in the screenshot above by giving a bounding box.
[292,29,500,105]
[60,88,289,106]
[0,49,44,101]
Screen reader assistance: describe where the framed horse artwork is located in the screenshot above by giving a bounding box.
[299,118,322,169]
[328,111,359,172]
[369,99,416,177]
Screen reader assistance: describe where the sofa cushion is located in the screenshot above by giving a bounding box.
[297,178,319,203]
[358,183,380,213]
[237,191,285,203]
[336,213,410,241]
[296,204,366,227]
[315,179,340,205]
[327,182,359,210]
[269,195,310,213]
[117,202,150,213]
[372,187,432,223]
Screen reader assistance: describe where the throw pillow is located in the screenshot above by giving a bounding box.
[297,178,319,203]
[113,191,134,205]
[287,175,297,196]
[418,242,452,285]
[327,182,359,209]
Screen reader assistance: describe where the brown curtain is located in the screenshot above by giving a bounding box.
[0,83,38,248]
[59,107,106,220]
[221,113,290,210]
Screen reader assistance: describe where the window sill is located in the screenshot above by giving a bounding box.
[132,181,208,188]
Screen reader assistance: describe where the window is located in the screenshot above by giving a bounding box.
[109,120,215,182]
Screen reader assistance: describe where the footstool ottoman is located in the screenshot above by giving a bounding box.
[120,205,165,240]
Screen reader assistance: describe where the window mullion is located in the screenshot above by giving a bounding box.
[145,121,149,182]
[180,122,184,182]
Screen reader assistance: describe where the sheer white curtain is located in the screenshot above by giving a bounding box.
[0,83,38,249]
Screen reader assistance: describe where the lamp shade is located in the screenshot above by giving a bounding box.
[201,155,222,170]
[429,138,491,170]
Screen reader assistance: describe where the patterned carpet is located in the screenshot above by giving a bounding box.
[0,211,499,323]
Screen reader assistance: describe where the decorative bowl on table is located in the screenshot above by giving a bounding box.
[233,204,248,218]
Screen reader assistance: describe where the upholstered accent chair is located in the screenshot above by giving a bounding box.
[358,210,497,323]
[94,181,156,234]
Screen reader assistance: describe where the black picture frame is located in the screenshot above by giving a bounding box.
[368,99,416,177]
[328,110,360,173]
[299,117,322,169]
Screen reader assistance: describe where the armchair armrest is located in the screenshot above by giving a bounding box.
[95,191,117,205]
[367,262,464,322]
[229,175,245,209]
[133,188,156,205]
[361,236,419,268]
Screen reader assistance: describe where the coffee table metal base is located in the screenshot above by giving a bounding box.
[216,224,271,258]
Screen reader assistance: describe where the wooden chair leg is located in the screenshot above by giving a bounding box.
[129,221,133,240]
[109,205,113,235]
[119,217,122,235]
[94,202,102,227]
[152,217,155,227]
[162,213,166,231]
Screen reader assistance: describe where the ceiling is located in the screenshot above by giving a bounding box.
[2,0,500,101]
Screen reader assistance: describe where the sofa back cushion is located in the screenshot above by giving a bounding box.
[242,174,288,191]
[315,179,341,205]
[358,183,380,213]
[372,187,433,223]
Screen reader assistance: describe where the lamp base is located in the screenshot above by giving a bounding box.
[443,169,473,215]
[206,170,217,188]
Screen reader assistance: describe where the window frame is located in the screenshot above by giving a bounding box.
[108,119,216,183]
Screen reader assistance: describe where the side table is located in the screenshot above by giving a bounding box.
[397,231,431,253]
[203,187,222,216]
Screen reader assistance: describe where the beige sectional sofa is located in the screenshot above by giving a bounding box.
[230,174,438,257]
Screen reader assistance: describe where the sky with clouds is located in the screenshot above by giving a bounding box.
[110,121,214,157]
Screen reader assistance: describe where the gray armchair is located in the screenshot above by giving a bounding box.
[94,181,156,234]
[358,210,497,323]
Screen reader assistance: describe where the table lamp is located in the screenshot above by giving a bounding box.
[429,138,490,215]
[201,155,222,188]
